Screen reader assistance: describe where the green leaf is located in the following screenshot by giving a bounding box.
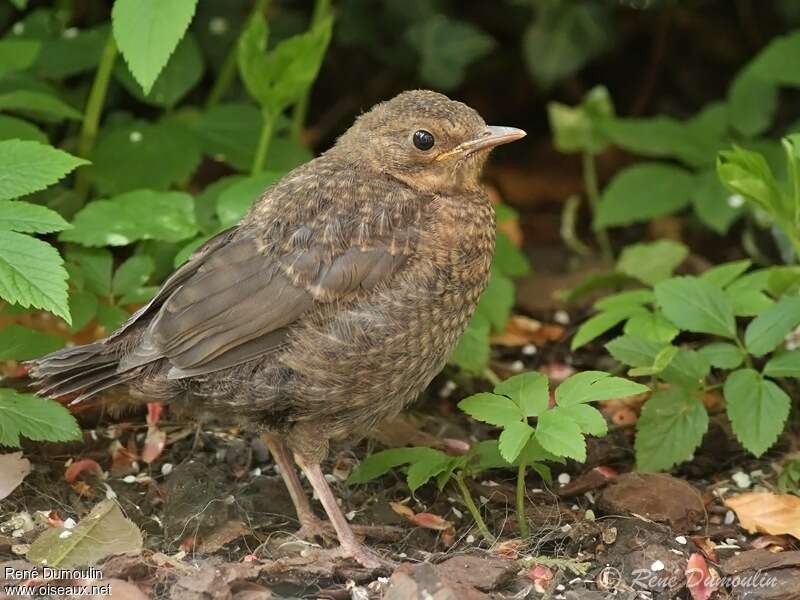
[0,200,70,234]
[0,38,40,77]
[87,118,201,195]
[627,344,679,377]
[623,311,679,344]
[66,247,112,296]
[191,103,260,171]
[594,289,655,311]
[700,260,752,288]
[238,13,332,114]
[522,0,612,90]
[61,190,197,247]
[744,296,800,357]
[406,452,454,492]
[494,372,549,417]
[115,32,203,107]
[96,303,129,332]
[0,140,87,201]
[698,342,745,370]
[571,306,646,350]
[764,350,800,378]
[216,172,284,228]
[112,255,155,297]
[655,276,736,339]
[407,15,494,91]
[33,24,108,80]
[112,0,198,94]
[594,163,696,229]
[475,269,514,333]
[517,436,565,465]
[0,115,47,143]
[0,90,81,122]
[560,404,607,436]
[348,447,445,484]
[0,388,81,447]
[606,335,710,389]
[692,169,743,235]
[449,313,490,374]
[635,387,708,471]
[616,239,688,285]
[67,291,98,332]
[728,289,775,317]
[717,146,783,212]
[535,407,586,462]
[458,392,523,427]
[0,232,69,323]
[0,324,63,360]
[556,370,649,406]
[493,233,530,278]
[498,421,535,463]
[724,369,790,457]
[548,86,614,154]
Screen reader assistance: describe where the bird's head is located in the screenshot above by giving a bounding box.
[334,90,526,195]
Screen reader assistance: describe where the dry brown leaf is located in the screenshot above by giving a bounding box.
[726,493,800,539]
[0,452,30,500]
[490,316,564,347]
[389,502,415,520]
[411,512,452,531]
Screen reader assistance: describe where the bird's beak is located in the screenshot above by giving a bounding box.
[436,126,526,161]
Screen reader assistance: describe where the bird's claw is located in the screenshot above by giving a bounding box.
[329,544,396,571]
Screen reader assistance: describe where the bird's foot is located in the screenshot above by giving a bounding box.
[294,516,335,543]
[328,543,396,571]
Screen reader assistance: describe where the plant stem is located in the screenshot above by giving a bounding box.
[205,0,271,108]
[252,109,275,174]
[482,367,501,387]
[455,473,495,543]
[516,459,530,538]
[290,0,331,140]
[582,152,613,262]
[74,33,117,201]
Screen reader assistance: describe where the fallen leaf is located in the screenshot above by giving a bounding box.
[411,512,452,531]
[198,520,249,553]
[64,458,103,483]
[690,536,718,562]
[0,452,30,500]
[751,534,792,550]
[491,316,565,347]
[141,426,166,464]
[686,552,719,600]
[528,564,554,594]
[110,441,137,476]
[389,502,415,520]
[726,493,800,539]
[27,499,143,567]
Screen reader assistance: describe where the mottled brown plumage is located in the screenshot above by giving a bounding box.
[28,90,525,568]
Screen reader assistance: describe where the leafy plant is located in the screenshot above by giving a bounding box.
[352,370,646,539]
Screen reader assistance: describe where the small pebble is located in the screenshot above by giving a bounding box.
[451,507,463,519]
[249,467,262,477]
[725,537,739,545]
[122,475,136,484]
[522,344,537,356]
[129,131,143,143]
[324,474,337,484]
[750,469,764,479]
[161,463,173,476]
[650,560,665,572]
[510,360,525,372]
[439,380,457,398]
[560,524,571,533]
[63,518,76,530]
[724,510,736,525]
[59,530,72,539]
[675,536,687,545]
[557,473,571,485]
[466,534,475,543]
[727,194,745,208]
[479,496,489,505]
[732,471,751,489]
[62,27,79,39]
[11,529,24,538]
[554,310,570,325]
[556,584,565,591]
[345,510,356,521]
[209,16,228,35]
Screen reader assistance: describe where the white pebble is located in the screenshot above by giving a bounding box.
[560,524,571,533]
[675,536,687,545]
[650,560,665,572]
[62,27,79,39]
[439,380,457,398]
[724,511,736,525]
[522,344,537,356]
[466,534,475,543]
[554,310,570,325]
[103,484,117,500]
[161,463,173,476]
[63,518,76,530]
[479,496,489,505]
[727,194,745,208]
[556,584,565,591]
[345,510,356,521]
[451,507,462,519]
[209,16,228,35]
[122,475,136,484]
[129,131,143,143]
[59,530,72,539]
[11,529,24,538]
[732,471,751,488]
[12,22,24,35]
[324,474,337,483]
[557,473,571,485]
[249,467,262,477]
[510,360,525,372]
[725,537,739,546]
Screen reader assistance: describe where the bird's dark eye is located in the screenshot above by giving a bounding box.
[413,129,435,151]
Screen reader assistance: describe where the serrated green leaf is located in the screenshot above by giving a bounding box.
[112,0,198,94]
[623,310,679,344]
[628,344,679,377]
[556,370,649,406]
[458,392,523,427]
[606,335,710,389]
[594,163,696,229]
[724,369,790,457]
[498,420,534,463]
[635,387,708,471]
[764,350,800,378]
[535,407,586,461]
[87,118,201,195]
[65,246,112,296]
[717,146,783,212]
[698,342,745,370]
[0,388,81,447]
[655,276,736,339]
[548,86,614,154]
[0,324,63,360]
[216,172,284,228]
[593,289,655,311]
[700,260,752,289]
[449,313,490,374]
[348,447,446,484]
[112,255,155,297]
[559,404,607,436]
[61,190,197,247]
[744,296,800,357]
[0,90,81,122]
[571,306,646,350]
[517,436,565,465]
[0,200,70,234]
[0,232,69,322]
[0,140,87,201]
[406,451,454,492]
[616,239,688,285]
[407,14,494,90]
[475,269,514,332]
[494,372,549,417]
[191,103,260,171]
[0,38,40,77]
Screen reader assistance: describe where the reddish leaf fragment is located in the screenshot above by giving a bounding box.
[411,512,452,531]
[686,552,720,600]
[142,426,166,464]
[528,564,554,593]
[64,458,102,483]
[146,402,163,426]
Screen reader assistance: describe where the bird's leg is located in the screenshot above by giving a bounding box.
[294,453,392,570]
[260,433,329,541]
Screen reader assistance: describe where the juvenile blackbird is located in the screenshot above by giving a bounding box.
[28,90,525,568]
